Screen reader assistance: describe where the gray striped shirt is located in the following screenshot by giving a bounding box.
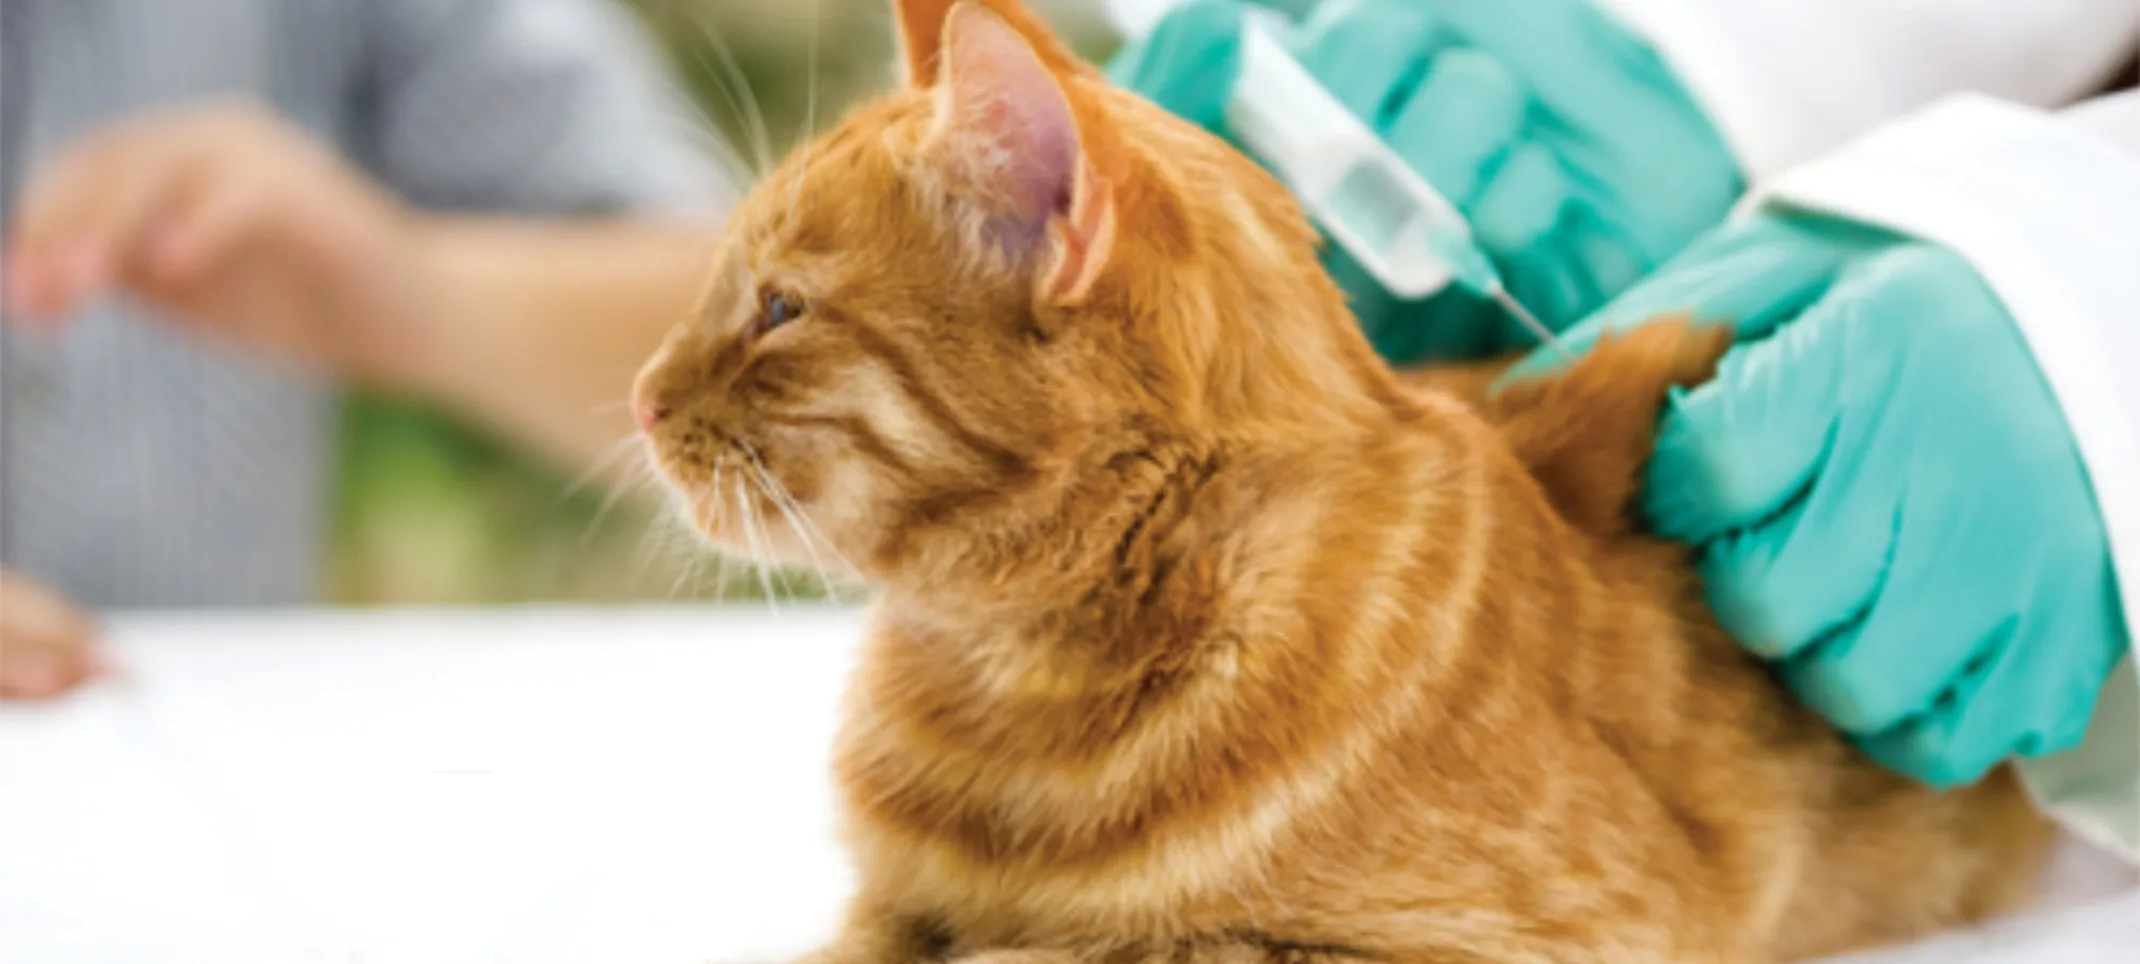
[0,0,739,608]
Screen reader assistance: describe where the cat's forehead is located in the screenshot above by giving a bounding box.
[736,96,933,251]
[708,101,963,314]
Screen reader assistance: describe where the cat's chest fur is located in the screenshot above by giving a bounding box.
[829,614,1286,937]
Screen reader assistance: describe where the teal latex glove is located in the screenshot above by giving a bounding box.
[1523,213,2131,788]
[1109,0,1744,362]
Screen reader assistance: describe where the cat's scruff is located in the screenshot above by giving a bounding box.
[631,2,2052,961]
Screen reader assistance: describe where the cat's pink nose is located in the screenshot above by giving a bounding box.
[633,396,669,433]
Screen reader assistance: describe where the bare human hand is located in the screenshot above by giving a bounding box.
[0,568,106,701]
[1,99,717,475]
[2,100,434,380]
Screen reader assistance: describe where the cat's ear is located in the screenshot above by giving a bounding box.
[895,0,957,86]
[929,2,1116,304]
[896,0,1089,88]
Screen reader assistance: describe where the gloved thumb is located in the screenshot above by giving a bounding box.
[1106,0,1246,131]
[1504,213,1876,379]
[1642,283,1868,546]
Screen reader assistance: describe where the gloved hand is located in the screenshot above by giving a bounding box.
[1519,213,2131,788]
[1110,0,1744,362]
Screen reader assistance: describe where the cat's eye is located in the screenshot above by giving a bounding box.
[757,288,806,335]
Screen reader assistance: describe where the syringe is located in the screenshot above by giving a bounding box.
[1104,0,1561,351]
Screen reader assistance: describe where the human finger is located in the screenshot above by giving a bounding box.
[1291,0,1449,129]
[0,572,104,700]
[1379,48,1527,208]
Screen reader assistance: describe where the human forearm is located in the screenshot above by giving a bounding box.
[385,217,715,473]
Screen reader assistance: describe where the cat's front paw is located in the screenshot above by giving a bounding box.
[787,945,901,964]
[787,909,960,964]
[945,952,1081,964]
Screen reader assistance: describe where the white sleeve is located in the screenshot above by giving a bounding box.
[1739,91,2140,864]
[1589,0,2140,178]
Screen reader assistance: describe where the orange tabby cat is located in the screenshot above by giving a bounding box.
[631,2,2053,961]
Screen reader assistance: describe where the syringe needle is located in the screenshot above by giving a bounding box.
[1488,286,1693,418]
[1491,287,1571,362]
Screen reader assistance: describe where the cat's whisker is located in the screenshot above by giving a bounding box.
[656,12,758,181]
[733,471,784,616]
[680,6,776,182]
[737,444,850,604]
[804,0,821,147]
[770,482,860,595]
[787,0,825,224]
[640,531,689,600]
[630,486,696,593]
[673,50,762,179]
[763,487,840,605]
[741,445,864,591]
[709,451,727,531]
[635,91,748,173]
[668,540,711,600]
[567,438,661,553]
[710,551,738,602]
[714,548,740,604]
[705,454,741,601]
[766,487,847,595]
[629,515,667,588]
[579,494,632,556]
[737,457,819,573]
[558,434,644,506]
[750,474,796,612]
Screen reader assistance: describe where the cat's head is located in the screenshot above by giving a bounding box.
[633,0,1399,585]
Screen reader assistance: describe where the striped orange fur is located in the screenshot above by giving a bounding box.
[631,3,2052,961]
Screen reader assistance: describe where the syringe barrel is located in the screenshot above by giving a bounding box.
[1105,0,1501,301]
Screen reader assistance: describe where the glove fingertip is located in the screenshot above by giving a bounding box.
[1639,382,1738,535]
[1858,724,1992,791]
[1645,338,1845,544]
[2015,630,2123,760]
[1695,537,1806,660]
[1164,0,1250,37]
[2015,711,2091,761]
[1783,651,1921,736]
[1468,144,1569,258]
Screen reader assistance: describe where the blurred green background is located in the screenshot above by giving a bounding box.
[331,0,1119,604]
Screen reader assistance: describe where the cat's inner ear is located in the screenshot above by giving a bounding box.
[932,2,1116,304]
[936,5,1075,228]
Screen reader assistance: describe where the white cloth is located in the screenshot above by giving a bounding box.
[1731,91,2140,864]
[1590,0,2140,177]
[0,608,857,964]
[0,608,2135,962]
